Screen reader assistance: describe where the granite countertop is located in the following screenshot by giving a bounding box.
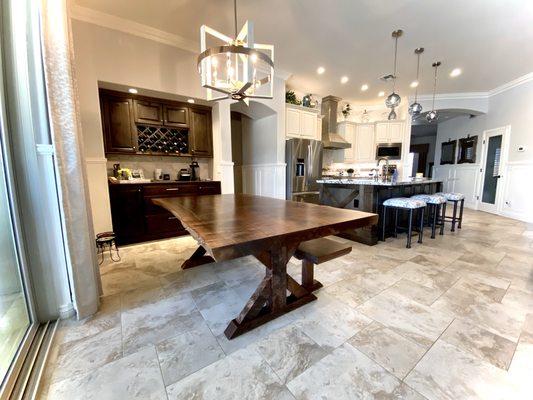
[316,177,442,186]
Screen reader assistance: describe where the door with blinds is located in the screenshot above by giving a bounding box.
[479,128,506,214]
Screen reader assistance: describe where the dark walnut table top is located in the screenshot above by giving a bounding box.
[153,194,378,260]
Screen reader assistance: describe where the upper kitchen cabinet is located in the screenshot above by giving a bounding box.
[189,108,213,157]
[163,104,189,127]
[375,121,404,143]
[337,121,356,162]
[133,100,163,125]
[100,93,137,154]
[354,123,375,162]
[286,104,321,140]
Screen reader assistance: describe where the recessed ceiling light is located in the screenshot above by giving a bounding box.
[410,81,419,88]
[340,76,349,84]
[317,66,325,75]
[361,84,369,91]
[378,91,385,97]
[450,68,462,77]
[187,99,195,104]
[128,88,138,94]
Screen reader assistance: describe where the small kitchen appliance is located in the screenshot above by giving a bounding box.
[178,168,191,181]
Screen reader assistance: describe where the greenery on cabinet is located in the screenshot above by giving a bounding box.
[285,90,302,105]
[342,103,352,119]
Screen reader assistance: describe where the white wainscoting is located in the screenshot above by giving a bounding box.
[242,163,286,199]
[433,164,480,209]
[501,161,533,222]
[85,157,113,233]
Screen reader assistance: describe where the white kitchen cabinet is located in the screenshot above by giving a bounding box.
[337,121,356,162]
[375,121,404,143]
[355,123,375,162]
[285,104,320,140]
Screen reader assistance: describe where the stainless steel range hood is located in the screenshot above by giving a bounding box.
[320,95,351,149]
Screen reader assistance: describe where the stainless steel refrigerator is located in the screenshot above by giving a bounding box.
[286,138,323,203]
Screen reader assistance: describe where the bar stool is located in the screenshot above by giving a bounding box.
[411,194,447,238]
[381,197,427,248]
[435,192,465,232]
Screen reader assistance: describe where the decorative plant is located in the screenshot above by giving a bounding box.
[346,168,355,174]
[285,90,301,105]
[342,103,352,119]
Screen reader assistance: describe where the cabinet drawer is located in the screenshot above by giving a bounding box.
[143,183,197,197]
[145,213,186,234]
[197,182,221,195]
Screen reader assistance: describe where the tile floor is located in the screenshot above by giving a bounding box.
[39,209,533,399]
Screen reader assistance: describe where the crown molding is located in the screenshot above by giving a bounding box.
[415,92,489,102]
[70,5,198,53]
[489,72,533,96]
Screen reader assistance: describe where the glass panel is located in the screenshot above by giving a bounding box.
[0,140,30,384]
[482,135,503,204]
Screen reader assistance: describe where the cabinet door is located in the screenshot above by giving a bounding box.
[338,123,356,162]
[163,105,189,127]
[189,108,213,157]
[300,111,317,139]
[355,124,375,162]
[375,123,389,143]
[134,100,163,125]
[286,108,301,138]
[102,95,137,153]
[388,122,403,142]
[109,186,145,244]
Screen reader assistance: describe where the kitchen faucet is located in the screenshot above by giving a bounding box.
[376,157,390,181]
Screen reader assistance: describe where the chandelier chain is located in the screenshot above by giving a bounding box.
[234,0,238,38]
[414,52,421,100]
[392,35,398,91]
[432,62,439,110]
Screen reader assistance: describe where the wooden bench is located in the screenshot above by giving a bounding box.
[294,237,352,292]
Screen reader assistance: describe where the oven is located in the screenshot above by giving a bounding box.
[376,142,402,160]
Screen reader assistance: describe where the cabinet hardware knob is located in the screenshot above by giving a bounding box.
[165,188,180,191]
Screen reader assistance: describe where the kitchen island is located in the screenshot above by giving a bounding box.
[317,177,443,245]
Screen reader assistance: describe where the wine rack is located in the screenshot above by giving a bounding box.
[136,125,189,155]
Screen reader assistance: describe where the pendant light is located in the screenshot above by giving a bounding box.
[426,61,441,123]
[197,0,274,103]
[408,48,424,116]
[385,29,403,110]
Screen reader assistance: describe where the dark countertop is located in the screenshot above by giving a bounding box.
[108,178,219,185]
[316,178,443,187]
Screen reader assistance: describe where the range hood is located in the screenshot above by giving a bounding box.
[320,95,351,149]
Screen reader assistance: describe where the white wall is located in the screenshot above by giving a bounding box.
[433,78,533,222]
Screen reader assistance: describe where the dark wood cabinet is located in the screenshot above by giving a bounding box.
[101,95,137,153]
[134,100,163,125]
[99,89,213,158]
[109,181,221,245]
[163,105,188,127]
[189,108,213,157]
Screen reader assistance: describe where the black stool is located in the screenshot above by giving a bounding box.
[96,231,121,265]
[381,197,427,248]
[411,194,447,238]
[435,192,465,232]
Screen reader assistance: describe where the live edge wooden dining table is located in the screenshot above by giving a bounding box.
[152,194,377,339]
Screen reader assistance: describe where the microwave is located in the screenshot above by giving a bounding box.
[376,143,402,160]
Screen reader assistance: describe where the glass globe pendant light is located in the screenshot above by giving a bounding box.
[385,29,403,111]
[426,61,441,123]
[197,0,274,104]
[408,47,424,116]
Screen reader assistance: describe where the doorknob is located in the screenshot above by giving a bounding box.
[495,175,502,178]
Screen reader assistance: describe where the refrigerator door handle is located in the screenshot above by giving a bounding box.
[307,144,313,183]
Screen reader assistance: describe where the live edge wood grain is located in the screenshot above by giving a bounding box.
[153,194,378,339]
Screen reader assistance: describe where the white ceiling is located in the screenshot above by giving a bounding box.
[75,0,533,105]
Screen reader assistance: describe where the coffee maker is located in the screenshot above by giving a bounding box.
[190,160,200,181]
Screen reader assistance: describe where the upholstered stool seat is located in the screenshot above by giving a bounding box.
[381,197,426,248]
[435,192,465,231]
[412,194,447,238]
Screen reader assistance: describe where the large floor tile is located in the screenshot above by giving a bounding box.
[349,321,427,379]
[47,347,167,400]
[287,343,425,400]
[166,346,294,400]
[405,340,522,400]
[253,325,328,384]
[156,325,225,386]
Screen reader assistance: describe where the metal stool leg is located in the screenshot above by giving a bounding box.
[439,203,446,235]
[394,208,399,238]
[381,205,387,241]
[431,204,437,239]
[451,201,458,232]
[458,199,464,229]
[418,207,424,243]
[407,209,413,248]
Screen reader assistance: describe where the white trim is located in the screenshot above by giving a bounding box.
[58,302,76,319]
[219,160,235,167]
[85,157,107,164]
[506,160,533,166]
[241,162,287,168]
[416,92,489,101]
[489,72,533,96]
[70,5,198,53]
[36,143,54,155]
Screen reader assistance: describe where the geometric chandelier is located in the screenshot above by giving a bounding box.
[197,0,274,104]
[385,29,403,120]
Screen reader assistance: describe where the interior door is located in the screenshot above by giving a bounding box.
[479,130,504,213]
